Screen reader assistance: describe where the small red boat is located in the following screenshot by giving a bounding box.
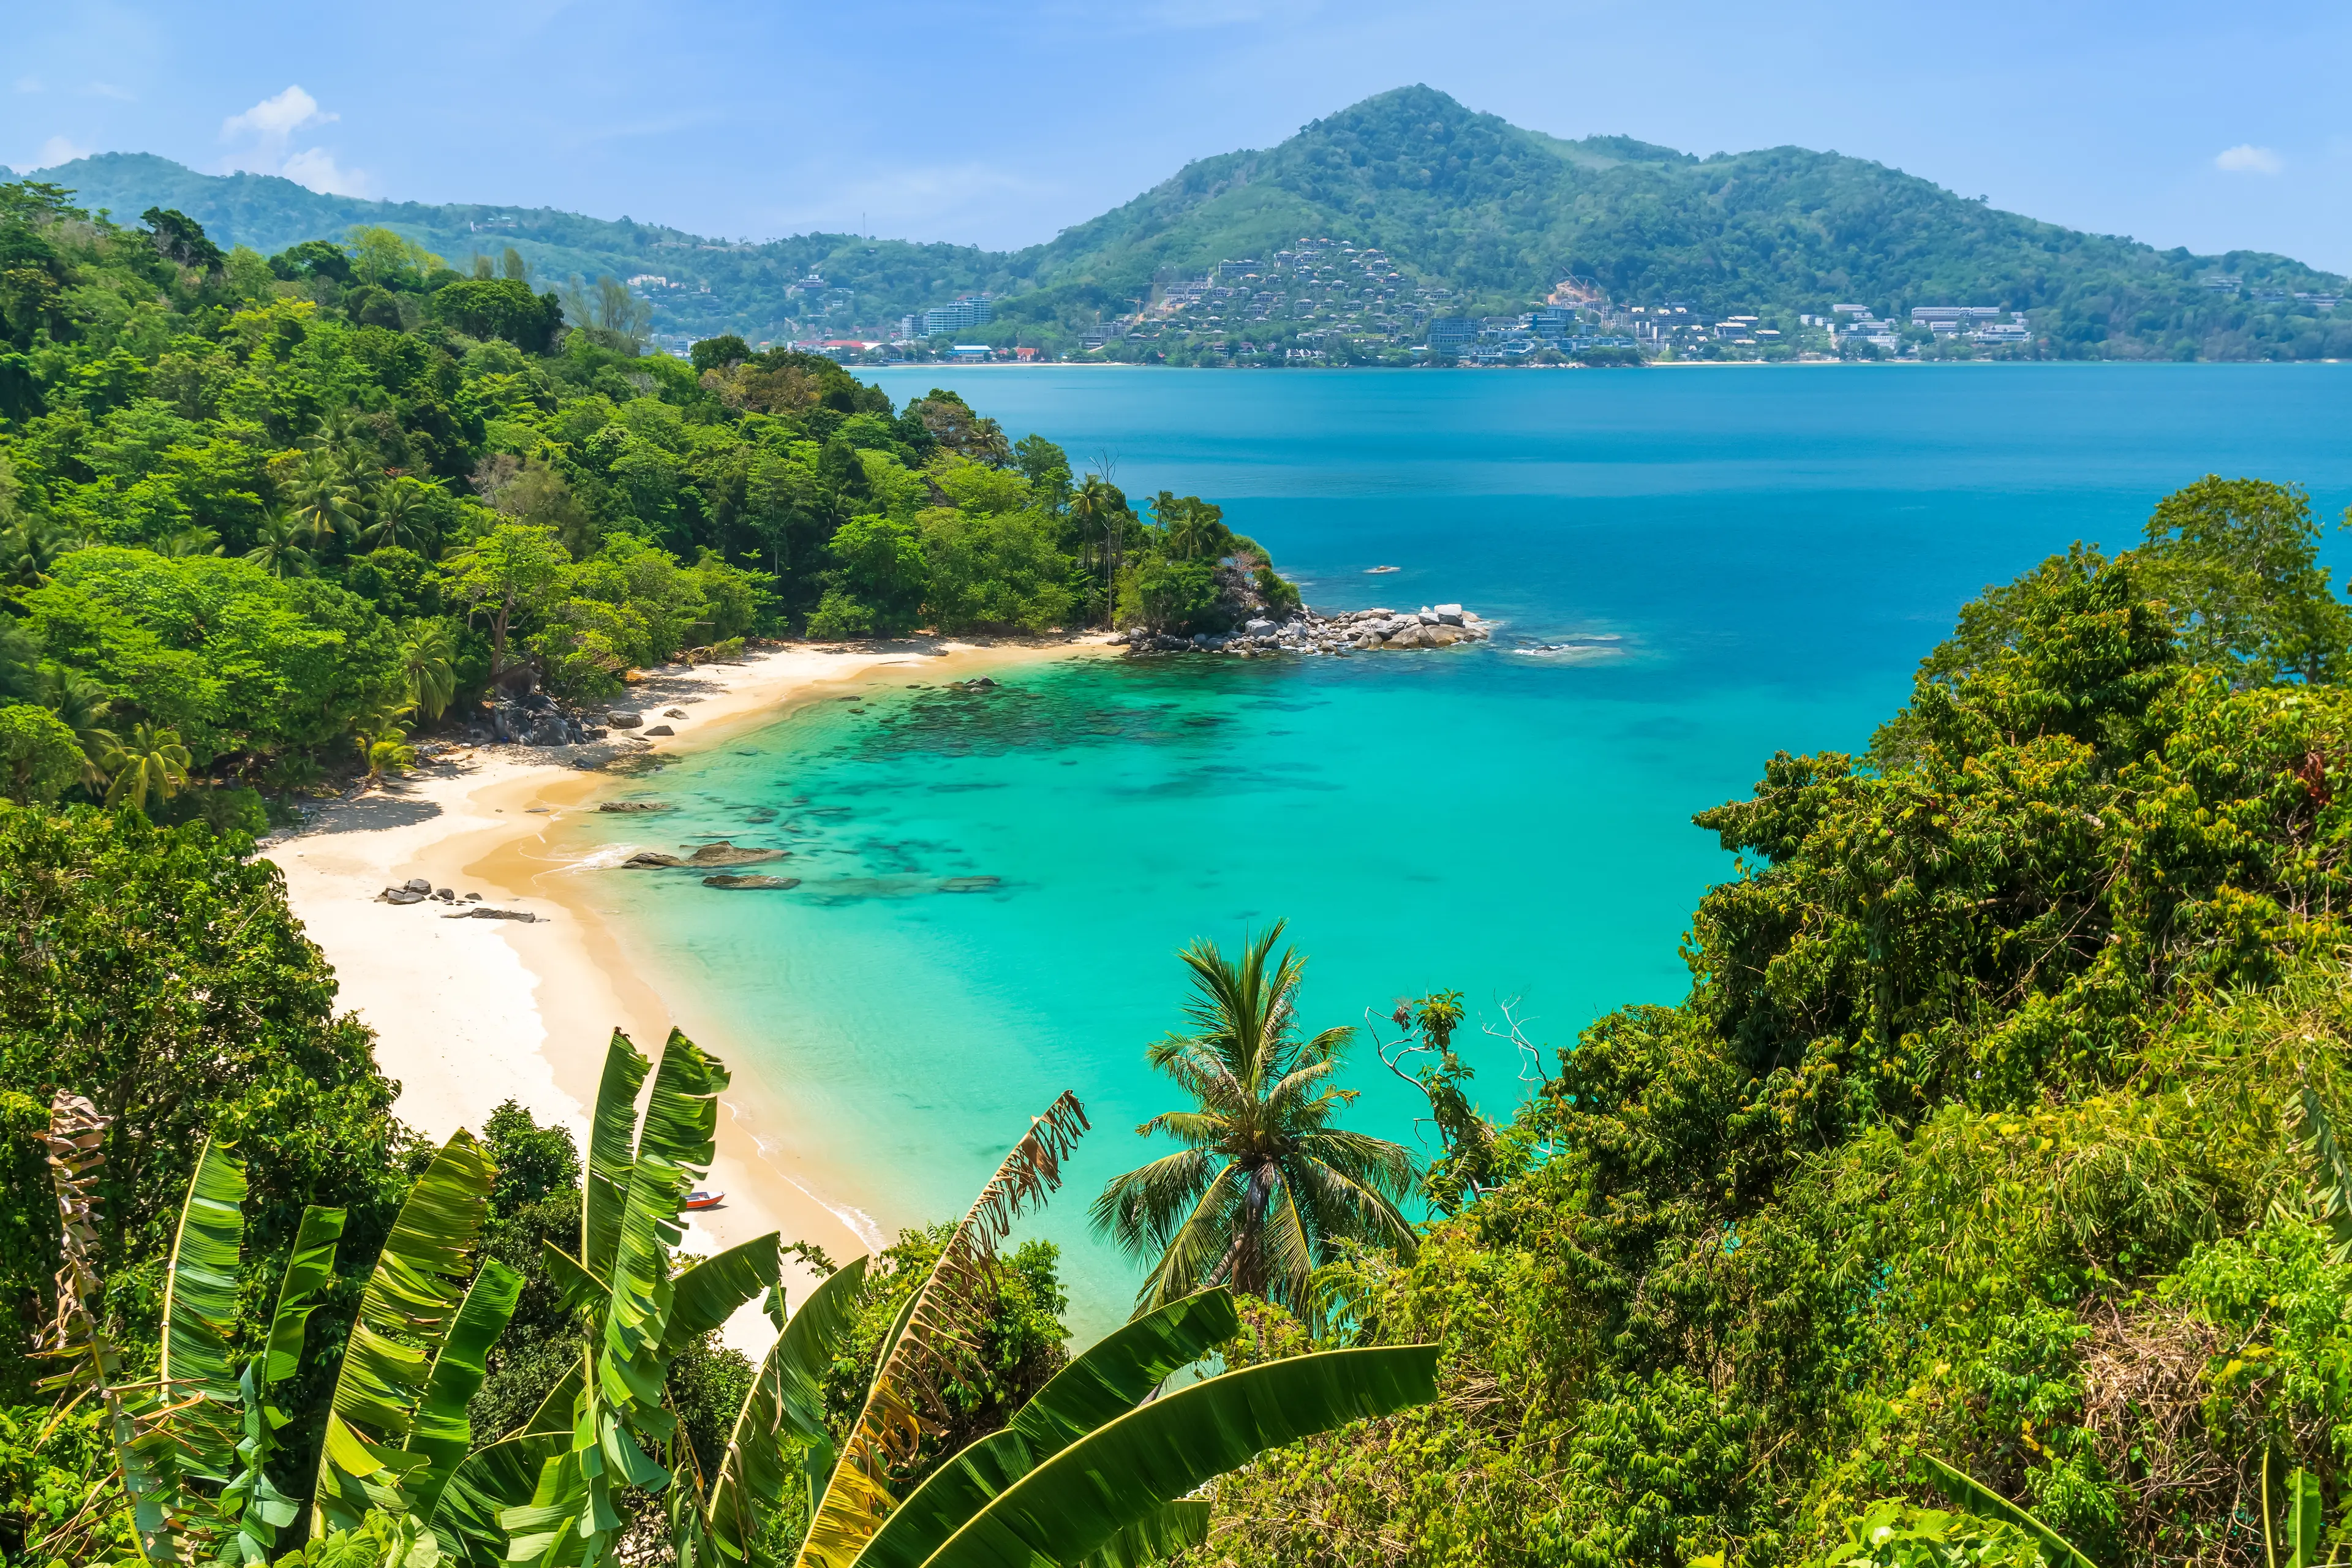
[684,1190,725,1211]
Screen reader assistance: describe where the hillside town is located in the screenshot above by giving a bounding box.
[672,239,2340,368]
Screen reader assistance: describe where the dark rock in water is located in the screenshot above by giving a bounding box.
[938,875,1003,893]
[702,874,799,890]
[644,725,675,737]
[745,809,777,823]
[598,800,674,814]
[382,888,429,905]
[687,842,788,867]
[445,907,538,922]
[622,851,685,869]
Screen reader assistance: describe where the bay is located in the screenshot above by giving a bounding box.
[573,364,2352,1332]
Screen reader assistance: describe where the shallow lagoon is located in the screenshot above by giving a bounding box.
[578,364,2352,1330]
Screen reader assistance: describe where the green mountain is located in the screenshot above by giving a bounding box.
[11,86,2345,360]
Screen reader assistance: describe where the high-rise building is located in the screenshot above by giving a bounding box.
[921,295,994,336]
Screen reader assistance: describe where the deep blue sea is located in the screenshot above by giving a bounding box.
[571,364,2352,1333]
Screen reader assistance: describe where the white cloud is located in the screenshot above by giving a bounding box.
[85,81,134,102]
[280,146,374,197]
[222,84,334,149]
[31,135,91,168]
[221,84,370,195]
[2215,143,2283,175]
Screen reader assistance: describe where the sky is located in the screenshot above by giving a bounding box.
[4,0,2350,270]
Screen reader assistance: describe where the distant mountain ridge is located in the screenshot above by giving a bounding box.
[10,87,2344,360]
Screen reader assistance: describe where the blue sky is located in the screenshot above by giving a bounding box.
[5,0,2349,270]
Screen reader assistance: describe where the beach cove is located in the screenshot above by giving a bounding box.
[279,364,2352,1343]
[262,635,1110,1349]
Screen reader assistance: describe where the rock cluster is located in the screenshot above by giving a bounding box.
[377,876,507,913]
[466,691,610,747]
[1111,603,1490,657]
[702,873,799,890]
[620,841,788,870]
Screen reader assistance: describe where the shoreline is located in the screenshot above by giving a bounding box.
[265,634,1111,1350]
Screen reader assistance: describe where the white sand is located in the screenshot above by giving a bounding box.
[263,636,1108,1352]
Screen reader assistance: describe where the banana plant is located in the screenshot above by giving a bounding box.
[477,1029,791,1567]
[31,1104,352,1566]
[307,1130,521,1542]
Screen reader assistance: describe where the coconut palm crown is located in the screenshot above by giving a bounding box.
[1092,920,1419,1329]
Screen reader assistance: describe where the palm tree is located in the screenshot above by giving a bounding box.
[37,663,115,785]
[1093,921,1420,1329]
[155,525,222,557]
[282,448,362,553]
[1070,474,1124,625]
[100,723,192,811]
[400,620,459,720]
[366,475,437,551]
[242,510,314,578]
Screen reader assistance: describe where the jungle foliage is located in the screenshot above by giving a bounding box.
[0,181,1281,811]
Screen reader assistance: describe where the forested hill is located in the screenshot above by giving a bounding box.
[12,85,2346,359]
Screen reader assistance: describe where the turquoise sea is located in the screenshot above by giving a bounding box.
[571,364,2352,1333]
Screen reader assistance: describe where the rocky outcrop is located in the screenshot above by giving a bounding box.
[598,800,674,814]
[685,842,787,867]
[444,907,540,922]
[1112,603,1491,658]
[621,851,685,869]
[702,874,799,889]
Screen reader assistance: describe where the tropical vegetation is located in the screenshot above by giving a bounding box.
[0,179,1283,817]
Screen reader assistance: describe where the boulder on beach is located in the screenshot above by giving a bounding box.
[702,874,799,890]
[687,842,788,867]
[663,707,688,719]
[609,711,643,728]
[445,907,538,922]
[403,876,431,892]
[644,725,675,737]
[598,800,674,814]
[381,888,428,905]
[622,851,685,869]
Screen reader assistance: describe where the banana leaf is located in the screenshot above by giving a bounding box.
[216,1204,345,1562]
[663,1232,783,1359]
[1923,1455,2097,1568]
[707,1258,870,1566]
[606,1031,728,1381]
[311,1131,497,1535]
[853,1290,1239,1568]
[1081,1499,1210,1568]
[405,1257,524,1521]
[262,1205,349,1386]
[918,1343,1440,1568]
[159,1136,247,1483]
[586,1030,652,1279]
[430,1356,586,1566]
[801,1093,1088,1568]
[2285,1465,2324,1568]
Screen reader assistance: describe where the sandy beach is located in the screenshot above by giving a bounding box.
[263,636,1106,1352]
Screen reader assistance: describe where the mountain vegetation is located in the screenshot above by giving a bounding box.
[0,178,1258,817]
[15,87,2343,361]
